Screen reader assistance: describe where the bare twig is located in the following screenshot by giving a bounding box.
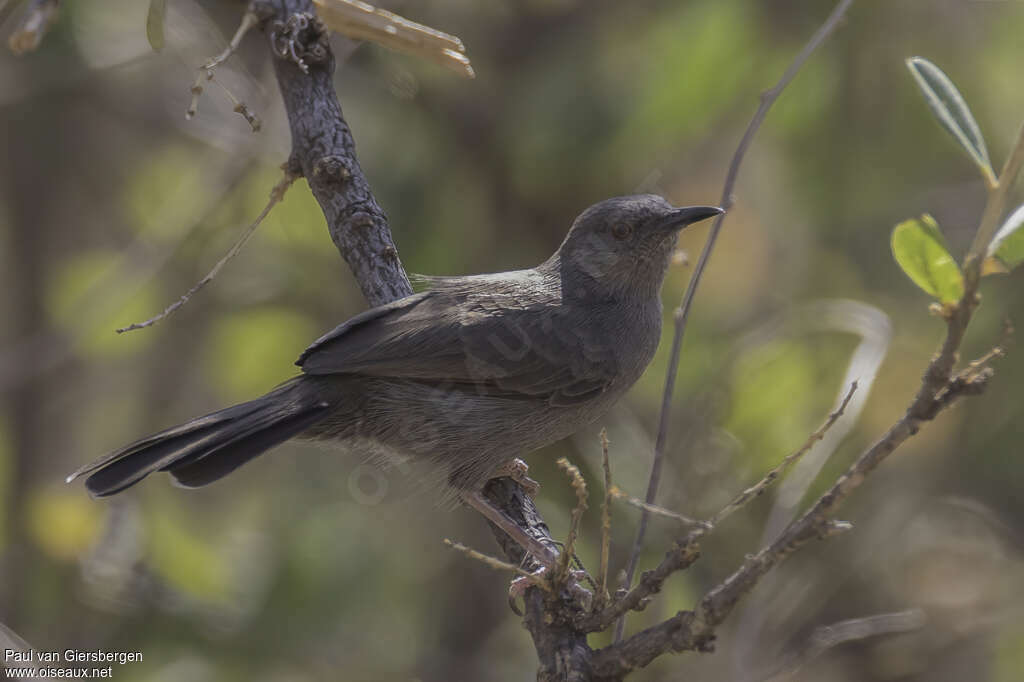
[618,0,856,642]
[708,381,858,528]
[763,609,927,682]
[443,539,542,582]
[187,8,262,129]
[116,169,297,333]
[595,429,613,610]
[610,487,708,529]
[8,0,58,55]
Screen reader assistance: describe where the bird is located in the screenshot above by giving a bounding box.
[67,195,722,564]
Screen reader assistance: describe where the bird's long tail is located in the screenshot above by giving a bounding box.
[67,378,331,497]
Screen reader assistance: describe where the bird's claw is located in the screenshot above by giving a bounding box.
[507,567,592,614]
[492,458,540,497]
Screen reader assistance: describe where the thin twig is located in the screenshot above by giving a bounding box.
[617,0,855,643]
[7,0,58,55]
[443,539,541,582]
[708,381,858,528]
[116,169,297,333]
[966,120,1024,270]
[186,9,261,126]
[610,486,709,529]
[209,74,263,132]
[555,458,588,583]
[595,429,613,610]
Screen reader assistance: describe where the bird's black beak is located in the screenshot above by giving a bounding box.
[658,205,724,231]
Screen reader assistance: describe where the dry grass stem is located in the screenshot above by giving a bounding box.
[595,429,613,609]
[555,458,588,582]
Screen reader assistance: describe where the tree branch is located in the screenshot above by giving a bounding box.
[260,0,412,308]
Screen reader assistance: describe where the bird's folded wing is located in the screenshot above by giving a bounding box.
[296,290,616,405]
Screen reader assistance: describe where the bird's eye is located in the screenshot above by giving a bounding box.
[611,223,633,240]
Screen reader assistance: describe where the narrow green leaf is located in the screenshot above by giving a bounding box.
[906,57,993,182]
[987,203,1024,271]
[146,0,166,52]
[891,214,965,303]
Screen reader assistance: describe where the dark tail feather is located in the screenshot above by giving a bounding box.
[67,381,330,498]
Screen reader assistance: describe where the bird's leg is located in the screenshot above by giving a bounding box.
[460,490,557,568]
[490,457,540,497]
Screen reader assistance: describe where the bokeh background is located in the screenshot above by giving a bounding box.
[1,0,1023,680]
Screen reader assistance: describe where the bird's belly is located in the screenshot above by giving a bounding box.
[324,378,620,488]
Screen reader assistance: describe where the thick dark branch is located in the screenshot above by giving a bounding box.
[482,479,592,682]
[261,0,411,307]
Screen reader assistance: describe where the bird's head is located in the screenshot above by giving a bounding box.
[549,194,722,302]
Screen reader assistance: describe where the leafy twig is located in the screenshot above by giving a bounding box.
[590,223,1009,678]
[966,120,1024,272]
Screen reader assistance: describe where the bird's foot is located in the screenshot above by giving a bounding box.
[508,568,593,613]
[491,458,540,497]
[460,490,557,567]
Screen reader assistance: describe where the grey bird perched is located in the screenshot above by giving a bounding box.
[68,195,721,564]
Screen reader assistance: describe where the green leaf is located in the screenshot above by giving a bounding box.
[146,0,166,52]
[891,214,965,303]
[987,203,1024,271]
[906,57,993,182]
